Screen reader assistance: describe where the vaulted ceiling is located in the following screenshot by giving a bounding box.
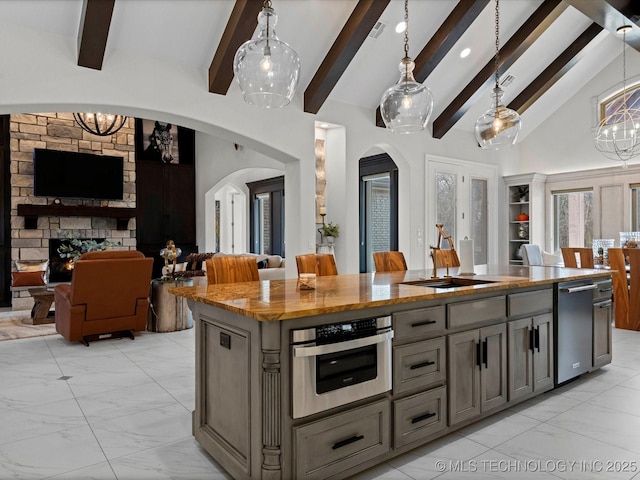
[5,0,640,141]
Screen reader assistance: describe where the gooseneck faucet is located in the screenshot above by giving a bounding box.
[430,245,439,279]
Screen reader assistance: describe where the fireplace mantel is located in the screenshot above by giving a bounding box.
[17,204,136,230]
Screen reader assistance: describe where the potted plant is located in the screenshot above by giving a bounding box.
[321,222,340,244]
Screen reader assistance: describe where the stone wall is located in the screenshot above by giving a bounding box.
[10,113,137,310]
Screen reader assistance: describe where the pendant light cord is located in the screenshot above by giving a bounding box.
[494,0,500,90]
[622,28,628,106]
[403,0,410,83]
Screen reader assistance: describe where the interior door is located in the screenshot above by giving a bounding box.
[426,157,497,268]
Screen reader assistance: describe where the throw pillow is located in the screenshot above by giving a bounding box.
[257,259,268,269]
[11,271,46,287]
[185,253,214,271]
[15,260,49,282]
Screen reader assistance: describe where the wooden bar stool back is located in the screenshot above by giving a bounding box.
[373,251,407,272]
[608,248,630,329]
[561,247,594,268]
[205,256,260,285]
[296,253,338,276]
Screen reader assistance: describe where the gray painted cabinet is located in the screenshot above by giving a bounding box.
[448,324,507,426]
[507,313,554,402]
[593,300,612,368]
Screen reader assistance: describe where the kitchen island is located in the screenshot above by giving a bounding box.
[170,265,612,480]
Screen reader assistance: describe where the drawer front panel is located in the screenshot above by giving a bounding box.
[294,399,390,480]
[508,289,553,317]
[393,386,447,448]
[447,296,506,330]
[593,279,613,302]
[393,306,445,341]
[393,337,446,394]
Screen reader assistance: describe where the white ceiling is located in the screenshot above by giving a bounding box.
[0,0,633,141]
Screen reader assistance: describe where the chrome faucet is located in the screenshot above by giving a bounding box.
[430,246,439,279]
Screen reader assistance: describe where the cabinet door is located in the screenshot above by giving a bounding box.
[447,330,481,426]
[507,318,533,401]
[533,313,554,392]
[593,301,613,368]
[480,323,507,412]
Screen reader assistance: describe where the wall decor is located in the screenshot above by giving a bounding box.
[315,139,326,224]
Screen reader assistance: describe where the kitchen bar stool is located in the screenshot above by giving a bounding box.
[295,253,338,276]
[561,247,594,268]
[205,256,260,284]
[373,251,407,272]
[609,248,640,330]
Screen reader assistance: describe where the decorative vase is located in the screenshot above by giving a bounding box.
[326,236,335,245]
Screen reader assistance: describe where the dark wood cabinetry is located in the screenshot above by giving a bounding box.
[135,121,196,278]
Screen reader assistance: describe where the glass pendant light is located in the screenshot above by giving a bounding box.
[380,0,433,134]
[474,0,521,149]
[233,0,300,108]
[73,112,127,136]
[594,26,640,167]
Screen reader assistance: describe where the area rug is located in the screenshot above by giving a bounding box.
[0,311,57,341]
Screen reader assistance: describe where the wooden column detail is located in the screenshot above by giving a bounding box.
[262,348,282,478]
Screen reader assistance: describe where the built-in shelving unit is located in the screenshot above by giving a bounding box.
[16,204,136,230]
[503,173,547,265]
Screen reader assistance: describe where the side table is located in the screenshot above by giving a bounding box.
[148,279,194,332]
[26,287,56,325]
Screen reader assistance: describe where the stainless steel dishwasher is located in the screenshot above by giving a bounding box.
[554,279,596,385]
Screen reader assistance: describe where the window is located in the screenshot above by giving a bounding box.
[247,176,285,256]
[600,82,640,123]
[632,184,640,231]
[553,190,593,250]
[359,154,398,272]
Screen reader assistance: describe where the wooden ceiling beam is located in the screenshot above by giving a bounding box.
[508,23,603,114]
[305,0,390,114]
[564,0,640,50]
[208,0,263,95]
[77,0,115,70]
[376,0,490,128]
[432,0,568,139]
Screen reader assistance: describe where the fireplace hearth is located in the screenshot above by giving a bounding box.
[48,238,104,283]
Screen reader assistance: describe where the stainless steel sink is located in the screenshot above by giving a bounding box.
[401,278,497,289]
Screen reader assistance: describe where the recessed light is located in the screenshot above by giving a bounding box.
[460,48,471,58]
[395,21,407,34]
[320,123,329,128]
[617,25,632,34]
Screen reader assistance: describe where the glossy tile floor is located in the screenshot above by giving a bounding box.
[1,327,640,480]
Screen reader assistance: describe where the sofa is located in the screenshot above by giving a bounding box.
[166,252,286,283]
[54,250,153,345]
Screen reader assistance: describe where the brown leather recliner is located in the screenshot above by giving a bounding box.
[54,250,153,345]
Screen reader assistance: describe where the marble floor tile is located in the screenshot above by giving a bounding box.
[0,397,87,446]
[547,402,640,455]
[495,422,640,479]
[0,326,638,479]
[0,425,107,479]
[458,410,541,448]
[90,403,193,460]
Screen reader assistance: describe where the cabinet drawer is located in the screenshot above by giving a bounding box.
[393,306,445,341]
[508,289,552,317]
[447,296,506,330]
[393,337,446,394]
[293,399,390,480]
[593,279,613,302]
[394,386,446,448]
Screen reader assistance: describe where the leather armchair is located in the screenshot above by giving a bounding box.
[54,250,153,345]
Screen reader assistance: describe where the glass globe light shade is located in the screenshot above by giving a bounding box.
[73,112,128,136]
[594,106,640,165]
[380,58,433,134]
[474,87,521,149]
[233,6,300,108]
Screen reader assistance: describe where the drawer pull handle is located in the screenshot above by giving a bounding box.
[411,320,437,327]
[411,412,436,424]
[410,360,435,370]
[599,287,613,293]
[332,435,364,450]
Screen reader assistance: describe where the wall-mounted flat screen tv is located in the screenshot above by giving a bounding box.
[33,148,124,200]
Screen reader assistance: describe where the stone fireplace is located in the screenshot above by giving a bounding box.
[10,113,138,310]
[48,238,106,283]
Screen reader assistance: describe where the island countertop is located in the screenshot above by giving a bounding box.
[169,265,612,322]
